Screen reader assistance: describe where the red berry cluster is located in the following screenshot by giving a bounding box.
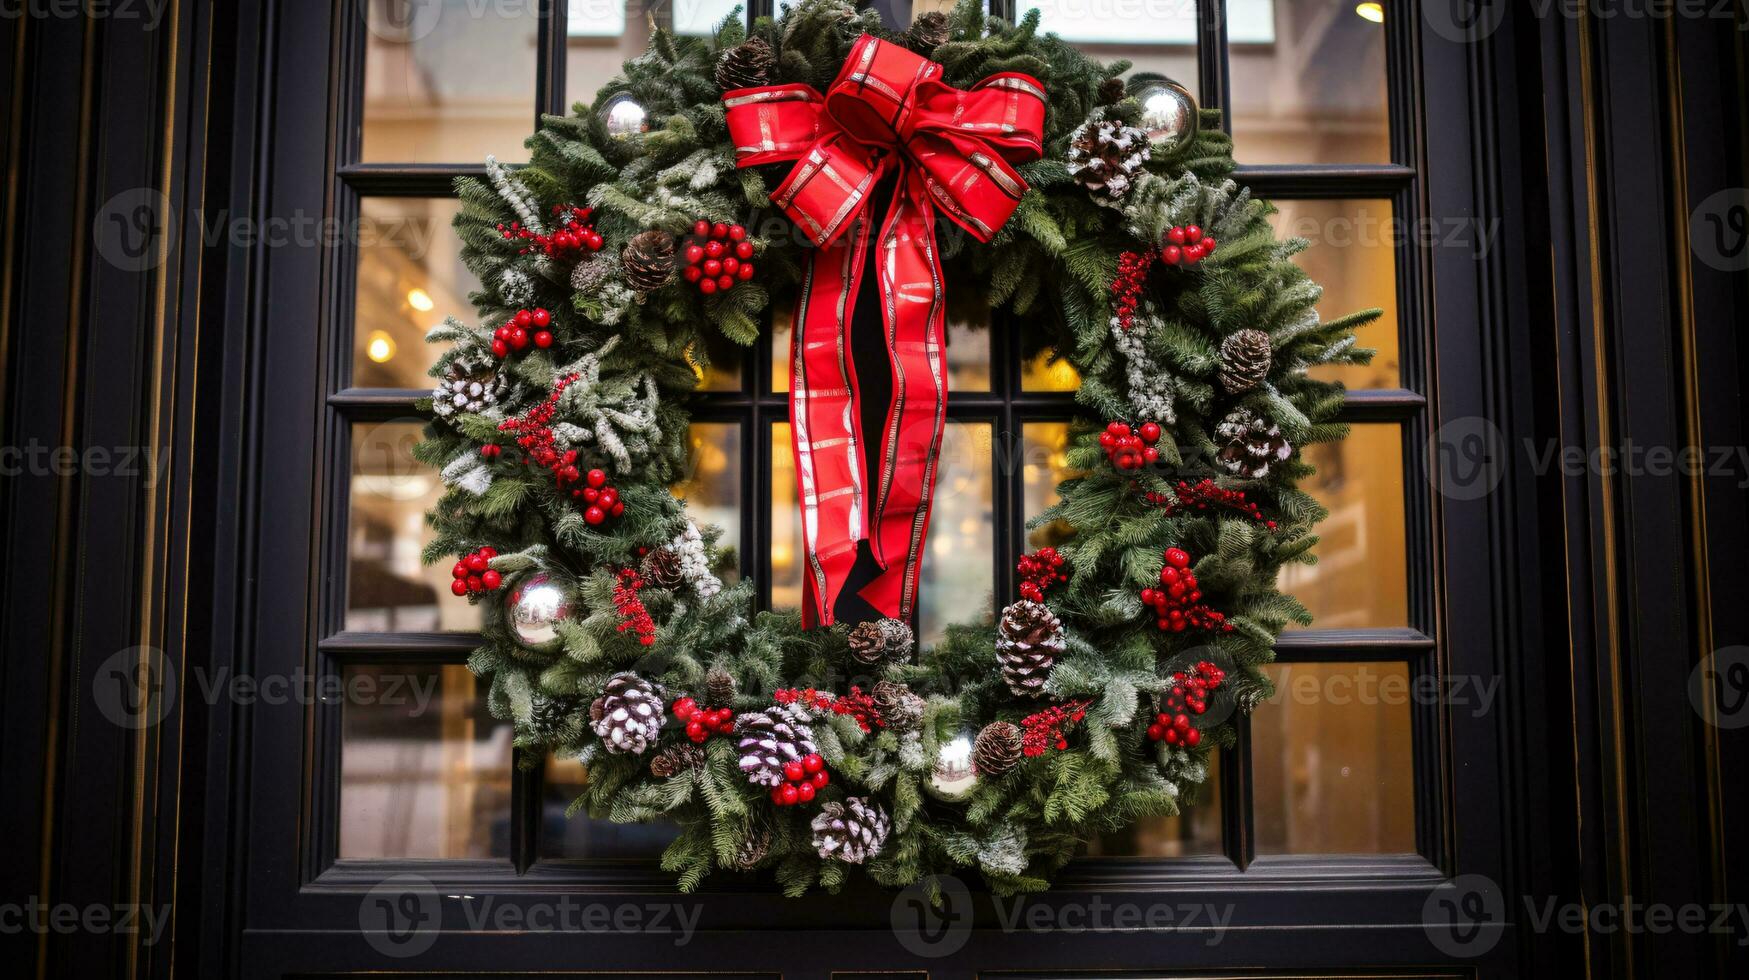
[611,568,656,646]
[672,696,734,743]
[490,307,556,358]
[680,220,757,295]
[576,469,625,526]
[773,687,837,711]
[1017,547,1068,603]
[1146,478,1277,529]
[449,546,501,597]
[1019,698,1093,757]
[830,686,885,733]
[1147,661,1226,747]
[1111,249,1152,331]
[1160,225,1216,267]
[498,205,604,259]
[1139,547,1232,633]
[770,752,830,807]
[479,444,503,460]
[1099,420,1162,471]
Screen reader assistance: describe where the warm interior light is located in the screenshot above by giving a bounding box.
[1355,2,1384,23]
[406,287,435,312]
[366,330,397,363]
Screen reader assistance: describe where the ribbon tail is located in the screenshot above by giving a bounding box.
[859,173,948,622]
[791,211,876,627]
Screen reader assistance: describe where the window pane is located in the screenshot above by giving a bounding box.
[918,422,996,645]
[673,422,742,583]
[692,326,745,392]
[540,753,679,858]
[769,304,993,392]
[1082,751,1222,857]
[354,197,480,391]
[1007,0,1198,96]
[771,421,996,642]
[339,664,512,859]
[1021,421,1081,549]
[348,421,483,632]
[1228,0,1390,164]
[362,0,537,164]
[1277,423,1408,629]
[1266,198,1401,388]
[566,0,743,110]
[1021,346,1081,392]
[1251,661,1417,854]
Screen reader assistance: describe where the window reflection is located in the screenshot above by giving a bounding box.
[1277,423,1408,628]
[541,753,680,858]
[361,0,537,163]
[1266,198,1401,389]
[1009,0,1197,95]
[769,302,993,393]
[339,664,512,859]
[1252,661,1416,854]
[1082,751,1222,857]
[566,0,743,110]
[1021,422,1082,549]
[354,197,480,391]
[1228,0,1390,164]
[673,423,742,583]
[348,421,483,632]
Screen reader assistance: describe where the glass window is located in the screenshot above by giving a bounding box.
[1227,0,1390,165]
[770,304,994,393]
[361,0,538,164]
[353,197,480,391]
[1021,421,1081,549]
[1251,661,1417,854]
[348,421,484,633]
[1278,423,1408,629]
[566,0,744,109]
[673,422,743,583]
[918,422,996,644]
[1083,751,1222,857]
[1010,0,1198,95]
[1267,198,1401,389]
[339,664,513,859]
[540,753,681,858]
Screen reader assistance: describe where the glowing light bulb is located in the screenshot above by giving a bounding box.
[406,287,435,312]
[366,330,396,363]
[1355,2,1384,23]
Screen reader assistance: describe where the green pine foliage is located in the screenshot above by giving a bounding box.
[419,0,1377,895]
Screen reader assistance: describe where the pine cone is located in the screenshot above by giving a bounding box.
[526,692,582,742]
[621,230,676,294]
[732,824,772,870]
[973,721,1023,777]
[705,668,737,709]
[870,680,925,731]
[735,703,818,787]
[1097,77,1128,106]
[1218,329,1273,394]
[649,741,705,778]
[996,600,1064,698]
[432,355,508,417]
[903,11,950,54]
[1215,409,1292,479]
[571,254,613,294]
[811,796,890,864]
[1066,119,1150,205]
[715,36,773,91]
[640,547,687,590]
[847,618,914,666]
[589,672,665,754]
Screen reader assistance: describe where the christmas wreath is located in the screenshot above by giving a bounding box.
[419,0,1377,895]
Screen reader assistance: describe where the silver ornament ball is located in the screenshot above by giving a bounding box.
[1136,80,1199,153]
[927,732,979,801]
[601,92,648,140]
[507,573,571,650]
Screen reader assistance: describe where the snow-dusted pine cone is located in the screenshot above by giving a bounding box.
[996,600,1064,698]
[1218,329,1273,394]
[639,547,687,590]
[811,796,890,864]
[704,668,737,709]
[1066,119,1150,205]
[649,741,705,778]
[432,356,508,417]
[715,36,773,91]
[847,618,914,666]
[571,254,613,294]
[621,230,675,294]
[903,11,950,54]
[526,692,582,742]
[1215,408,1292,479]
[589,672,665,754]
[974,721,1023,776]
[732,823,772,870]
[870,680,925,731]
[735,703,818,787]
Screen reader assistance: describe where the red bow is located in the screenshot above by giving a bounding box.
[725,35,1045,626]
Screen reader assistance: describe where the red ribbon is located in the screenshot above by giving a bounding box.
[725,35,1045,626]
